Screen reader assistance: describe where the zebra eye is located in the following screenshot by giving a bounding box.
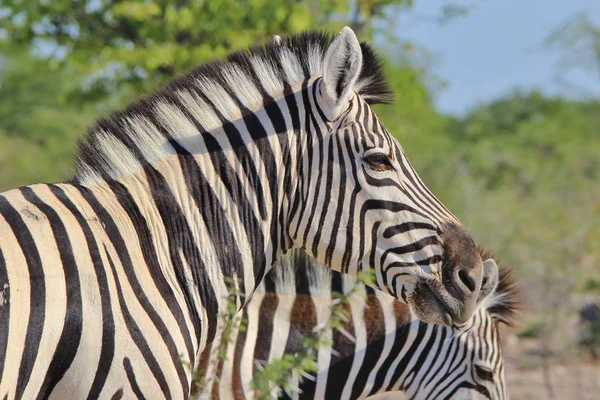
[363,153,393,171]
[474,364,494,382]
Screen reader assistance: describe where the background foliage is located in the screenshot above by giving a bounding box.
[1,0,599,395]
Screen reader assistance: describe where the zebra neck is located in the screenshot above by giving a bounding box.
[82,131,298,350]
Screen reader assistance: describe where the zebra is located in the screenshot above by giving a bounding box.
[0,27,486,398]
[196,248,519,400]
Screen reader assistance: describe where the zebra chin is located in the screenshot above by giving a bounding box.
[409,278,479,326]
[446,387,498,400]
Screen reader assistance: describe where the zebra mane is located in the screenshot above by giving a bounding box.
[478,247,522,327]
[73,31,392,184]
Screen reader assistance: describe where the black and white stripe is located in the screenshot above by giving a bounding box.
[0,27,484,398]
[198,249,519,399]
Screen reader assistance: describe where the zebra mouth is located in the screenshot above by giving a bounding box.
[411,280,456,325]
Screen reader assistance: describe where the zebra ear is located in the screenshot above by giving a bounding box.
[478,258,499,302]
[320,26,363,121]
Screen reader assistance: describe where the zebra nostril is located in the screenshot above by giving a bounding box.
[458,268,476,293]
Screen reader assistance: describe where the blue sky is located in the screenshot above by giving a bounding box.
[397,0,600,115]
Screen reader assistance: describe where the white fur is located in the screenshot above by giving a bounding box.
[176,89,223,132]
[250,56,284,96]
[320,27,363,121]
[220,64,262,111]
[94,130,142,177]
[126,116,177,164]
[194,77,242,122]
[154,101,201,140]
[278,45,305,86]
[76,161,105,185]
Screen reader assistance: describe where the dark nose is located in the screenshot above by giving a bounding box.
[456,268,478,293]
[440,222,483,323]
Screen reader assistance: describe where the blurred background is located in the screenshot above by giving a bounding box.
[0,1,599,398]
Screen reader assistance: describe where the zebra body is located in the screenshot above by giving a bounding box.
[197,250,519,399]
[0,28,485,398]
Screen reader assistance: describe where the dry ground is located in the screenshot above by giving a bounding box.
[504,337,600,400]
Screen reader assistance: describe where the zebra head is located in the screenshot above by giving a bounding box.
[403,256,520,400]
[287,27,484,325]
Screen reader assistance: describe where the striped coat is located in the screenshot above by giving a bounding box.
[197,250,519,399]
[0,27,486,398]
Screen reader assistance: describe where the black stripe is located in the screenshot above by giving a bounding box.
[283,275,318,399]
[311,127,335,259]
[433,365,472,399]
[103,249,171,398]
[300,85,327,250]
[279,85,304,247]
[263,96,293,255]
[387,321,428,390]
[106,180,194,392]
[19,187,83,400]
[123,357,145,400]
[119,106,249,314]
[141,102,250,302]
[324,273,355,398]
[77,183,173,398]
[234,98,283,275]
[360,100,379,146]
[419,328,447,388]
[0,248,9,382]
[402,324,438,390]
[396,148,450,220]
[308,89,353,263]
[232,307,249,398]
[383,222,437,239]
[291,82,315,241]
[324,133,348,266]
[358,199,434,283]
[478,317,485,361]
[441,337,469,379]
[163,96,269,287]
[349,287,386,398]
[110,388,123,400]
[93,116,215,350]
[166,138,247,317]
[218,63,293,261]
[367,221,382,282]
[370,320,410,394]
[424,334,460,390]
[386,255,443,270]
[341,126,362,273]
[252,293,277,377]
[47,185,116,400]
[0,196,46,400]
[382,236,440,258]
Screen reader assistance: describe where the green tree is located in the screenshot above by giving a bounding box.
[0,0,447,190]
[0,50,97,189]
[0,0,414,101]
[447,90,600,193]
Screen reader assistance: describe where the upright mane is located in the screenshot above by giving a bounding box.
[478,247,522,327]
[73,32,392,184]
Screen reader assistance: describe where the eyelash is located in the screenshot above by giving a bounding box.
[364,153,393,171]
[474,364,494,382]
